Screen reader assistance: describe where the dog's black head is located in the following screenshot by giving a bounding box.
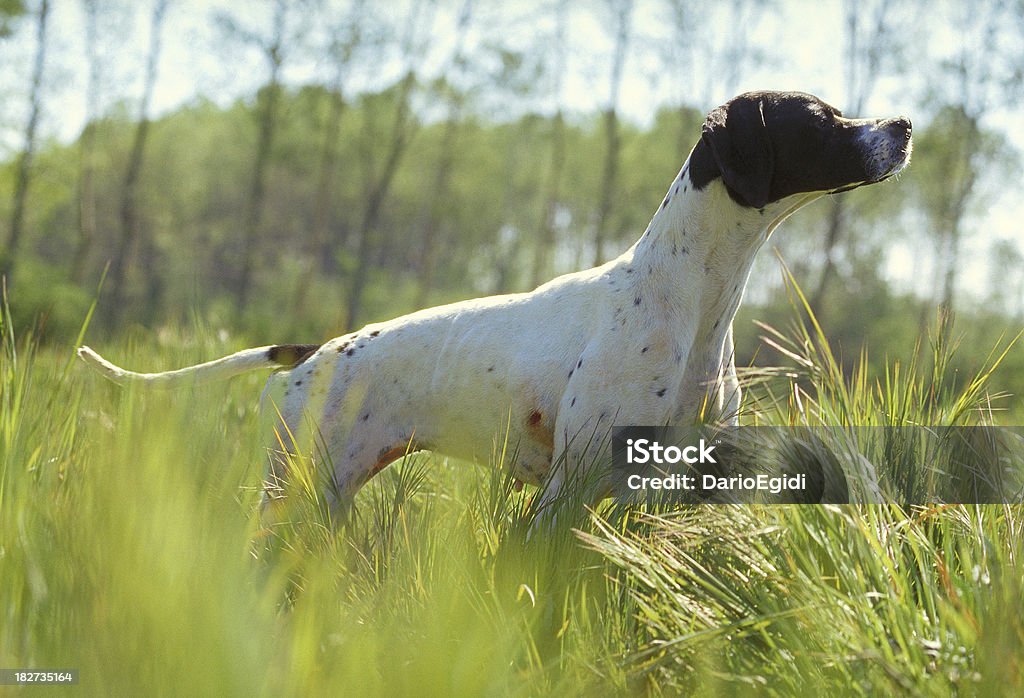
[689,91,912,209]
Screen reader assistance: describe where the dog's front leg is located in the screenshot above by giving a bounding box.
[721,324,741,424]
[530,409,617,531]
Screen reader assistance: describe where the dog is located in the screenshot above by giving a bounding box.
[79,91,912,514]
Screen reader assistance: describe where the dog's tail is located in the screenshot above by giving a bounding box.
[76,343,321,388]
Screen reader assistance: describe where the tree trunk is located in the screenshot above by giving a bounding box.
[592,0,631,266]
[291,84,345,322]
[343,0,431,330]
[593,105,621,266]
[107,0,166,325]
[936,92,980,312]
[528,0,568,288]
[412,114,458,308]
[809,0,894,323]
[235,0,286,312]
[413,0,473,307]
[344,70,417,330]
[2,0,49,281]
[938,151,977,312]
[72,0,100,284]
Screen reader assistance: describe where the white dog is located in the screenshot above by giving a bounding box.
[79,91,912,514]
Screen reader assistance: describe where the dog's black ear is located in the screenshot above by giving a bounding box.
[701,96,774,208]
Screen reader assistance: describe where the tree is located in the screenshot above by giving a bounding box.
[412,0,474,308]
[808,0,904,320]
[916,0,1024,314]
[218,0,291,312]
[988,239,1024,318]
[2,0,48,281]
[911,109,1011,313]
[72,0,101,284]
[529,0,568,288]
[106,0,168,325]
[292,0,369,320]
[591,0,632,266]
[344,0,435,331]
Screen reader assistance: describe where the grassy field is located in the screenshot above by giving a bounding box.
[2,296,1023,696]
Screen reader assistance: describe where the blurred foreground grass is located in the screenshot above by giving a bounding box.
[2,300,1023,696]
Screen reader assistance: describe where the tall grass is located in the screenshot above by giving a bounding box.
[1,285,1022,695]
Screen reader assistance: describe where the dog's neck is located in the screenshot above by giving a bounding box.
[623,157,804,338]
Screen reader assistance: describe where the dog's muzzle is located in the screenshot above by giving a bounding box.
[863,116,913,182]
[831,117,913,195]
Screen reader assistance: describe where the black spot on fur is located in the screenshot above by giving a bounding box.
[641,346,648,353]
[577,359,583,369]
[571,397,576,407]
[369,330,380,337]
[634,297,641,306]
[346,348,355,356]
[656,388,666,397]
[487,366,495,372]
[568,369,574,379]
[295,380,303,386]
[626,267,634,274]
[713,319,721,329]
[362,413,370,421]
[268,344,321,366]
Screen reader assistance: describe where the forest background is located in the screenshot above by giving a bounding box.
[1,0,1022,410]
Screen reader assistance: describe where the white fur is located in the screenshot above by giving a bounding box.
[78,162,822,508]
[78,109,911,513]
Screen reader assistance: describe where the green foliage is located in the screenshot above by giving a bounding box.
[2,285,1023,694]
[0,0,24,39]
[0,80,1020,416]
[5,257,93,339]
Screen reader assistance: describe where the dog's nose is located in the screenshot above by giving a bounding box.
[889,116,912,140]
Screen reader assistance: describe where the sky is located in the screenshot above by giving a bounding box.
[0,0,1021,305]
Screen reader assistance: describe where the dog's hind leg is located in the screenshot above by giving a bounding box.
[258,371,303,505]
